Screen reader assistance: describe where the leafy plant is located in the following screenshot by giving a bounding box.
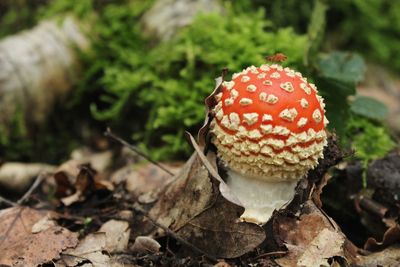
[345,116,395,186]
[314,52,365,138]
[350,95,389,121]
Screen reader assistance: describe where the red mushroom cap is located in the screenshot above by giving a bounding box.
[211,64,328,181]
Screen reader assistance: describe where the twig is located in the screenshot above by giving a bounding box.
[104,128,174,177]
[254,250,287,260]
[146,214,218,262]
[133,206,217,263]
[0,196,17,207]
[17,173,44,205]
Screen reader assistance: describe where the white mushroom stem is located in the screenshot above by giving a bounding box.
[226,169,299,225]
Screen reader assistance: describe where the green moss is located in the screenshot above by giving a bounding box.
[91,7,307,159]
[345,116,396,187]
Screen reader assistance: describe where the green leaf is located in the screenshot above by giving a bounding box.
[350,95,388,120]
[316,76,354,138]
[318,52,366,84]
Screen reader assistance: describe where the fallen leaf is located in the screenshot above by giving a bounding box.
[197,76,223,147]
[31,214,57,233]
[111,162,179,203]
[357,245,400,267]
[98,219,130,253]
[54,165,113,206]
[275,201,348,267]
[364,224,400,251]
[149,152,265,258]
[0,207,78,267]
[149,153,214,232]
[59,232,110,267]
[213,261,232,267]
[131,236,161,253]
[187,132,242,206]
[177,194,266,258]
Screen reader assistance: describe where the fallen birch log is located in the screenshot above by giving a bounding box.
[0,17,89,132]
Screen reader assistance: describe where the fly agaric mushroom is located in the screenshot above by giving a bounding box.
[210,63,328,224]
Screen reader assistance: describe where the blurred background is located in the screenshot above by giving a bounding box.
[0,0,398,164]
[1,0,400,249]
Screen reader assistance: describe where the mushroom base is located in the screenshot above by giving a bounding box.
[227,169,298,225]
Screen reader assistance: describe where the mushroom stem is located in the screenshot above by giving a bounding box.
[226,169,298,225]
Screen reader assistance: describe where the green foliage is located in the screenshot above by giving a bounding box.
[350,96,388,121]
[331,0,400,71]
[315,52,365,138]
[38,0,95,18]
[304,0,328,66]
[345,116,396,186]
[0,0,45,38]
[347,117,395,162]
[92,8,308,159]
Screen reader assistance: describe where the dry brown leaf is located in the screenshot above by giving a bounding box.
[149,152,265,258]
[131,236,161,253]
[149,153,214,232]
[364,224,400,251]
[0,207,78,267]
[357,245,400,267]
[197,76,223,147]
[177,194,266,258]
[275,201,348,267]
[187,133,242,206]
[213,261,232,267]
[54,165,113,206]
[31,214,57,233]
[59,232,109,267]
[111,162,180,203]
[98,219,130,253]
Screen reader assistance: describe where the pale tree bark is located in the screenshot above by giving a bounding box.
[0,17,89,132]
